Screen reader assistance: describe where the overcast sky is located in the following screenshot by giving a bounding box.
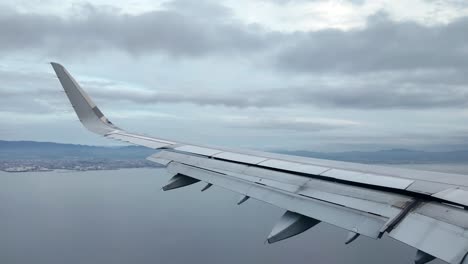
[1,0,468,151]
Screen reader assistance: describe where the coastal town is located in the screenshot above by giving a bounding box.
[0,159,161,173]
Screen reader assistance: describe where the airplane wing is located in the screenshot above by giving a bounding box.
[51,62,468,264]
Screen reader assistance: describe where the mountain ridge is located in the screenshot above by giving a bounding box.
[2,140,468,164]
[0,140,155,160]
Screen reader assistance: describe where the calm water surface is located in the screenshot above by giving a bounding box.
[2,164,464,264]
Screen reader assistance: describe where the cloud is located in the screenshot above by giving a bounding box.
[162,0,233,19]
[80,75,468,109]
[0,4,467,75]
[1,63,468,115]
[0,69,68,113]
[225,116,359,131]
[1,0,468,150]
[274,12,468,73]
[424,0,468,7]
[0,3,274,58]
[261,0,365,5]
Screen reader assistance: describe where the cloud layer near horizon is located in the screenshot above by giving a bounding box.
[1,0,468,151]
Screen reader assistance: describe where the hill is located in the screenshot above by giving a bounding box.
[2,140,468,164]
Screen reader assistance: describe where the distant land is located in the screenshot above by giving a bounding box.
[0,140,155,160]
[2,140,468,172]
[0,140,159,172]
[280,149,468,164]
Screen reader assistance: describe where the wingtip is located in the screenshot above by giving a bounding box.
[50,61,118,135]
[50,62,64,71]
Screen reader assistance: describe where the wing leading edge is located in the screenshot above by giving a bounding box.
[51,62,468,264]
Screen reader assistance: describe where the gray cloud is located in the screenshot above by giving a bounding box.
[260,0,314,4]
[162,0,233,19]
[0,70,67,113]
[0,1,466,113]
[84,78,468,109]
[2,64,468,112]
[424,0,468,7]
[0,3,274,58]
[1,0,468,153]
[0,4,467,75]
[226,117,358,132]
[262,0,365,4]
[275,12,468,73]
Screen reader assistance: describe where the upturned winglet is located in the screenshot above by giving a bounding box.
[50,62,119,135]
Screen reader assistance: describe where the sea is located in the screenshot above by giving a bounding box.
[2,164,466,264]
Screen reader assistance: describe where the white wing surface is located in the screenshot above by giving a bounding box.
[51,62,468,264]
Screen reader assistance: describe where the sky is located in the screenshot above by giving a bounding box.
[1,0,468,151]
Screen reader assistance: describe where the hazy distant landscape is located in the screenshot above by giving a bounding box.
[0,141,160,172]
[0,140,156,160]
[3,140,468,173]
[281,149,468,164]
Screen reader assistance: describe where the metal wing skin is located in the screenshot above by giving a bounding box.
[51,62,468,264]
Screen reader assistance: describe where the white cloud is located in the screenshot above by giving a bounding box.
[1,0,468,151]
[224,0,468,32]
